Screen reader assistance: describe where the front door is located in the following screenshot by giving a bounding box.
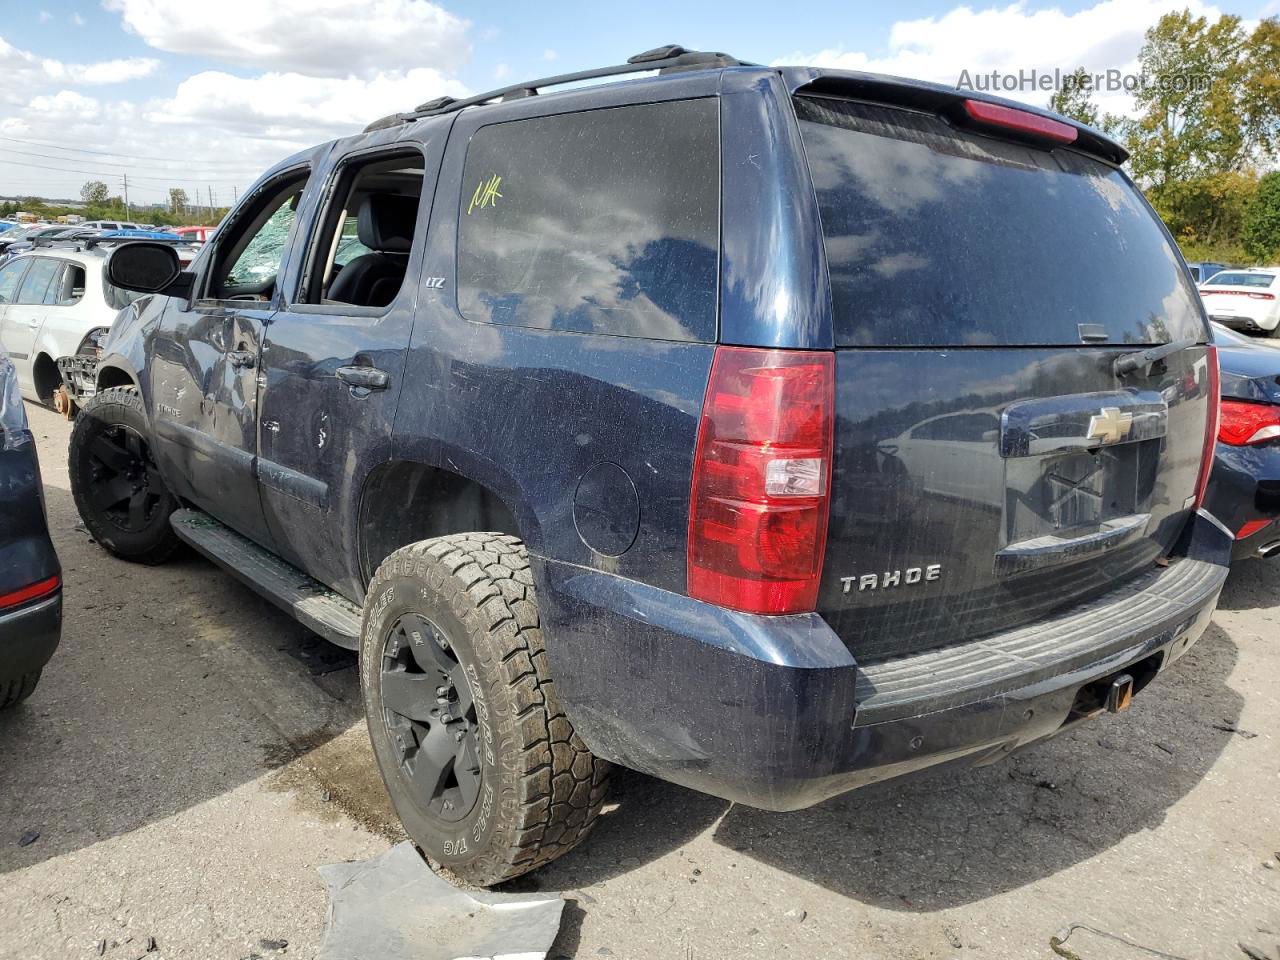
[149,167,315,548]
[0,258,31,370]
[255,135,444,599]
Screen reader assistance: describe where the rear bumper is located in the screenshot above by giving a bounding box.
[0,591,63,680]
[538,512,1229,811]
[1205,442,1280,561]
[1210,313,1279,333]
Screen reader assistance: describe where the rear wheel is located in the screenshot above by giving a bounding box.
[0,669,41,710]
[69,386,180,565]
[360,533,610,886]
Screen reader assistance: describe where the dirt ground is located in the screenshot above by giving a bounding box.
[1,400,1277,960]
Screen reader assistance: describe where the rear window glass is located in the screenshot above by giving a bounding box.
[795,96,1206,347]
[1204,272,1274,288]
[457,98,719,342]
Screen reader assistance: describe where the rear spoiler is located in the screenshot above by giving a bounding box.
[781,67,1127,165]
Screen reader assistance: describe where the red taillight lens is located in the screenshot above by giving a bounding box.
[1237,518,1273,539]
[0,574,60,611]
[962,99,1078,144]
[1193,346,1220,510]
[1218,397,1280,446]
[688,347,835,615]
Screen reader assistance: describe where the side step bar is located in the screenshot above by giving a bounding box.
[170,508,363,649]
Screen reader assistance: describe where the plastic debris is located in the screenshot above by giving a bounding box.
[317,842,564,960]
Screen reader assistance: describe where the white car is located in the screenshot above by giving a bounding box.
[0,247,138,408]
[1198,267,1280,335]
[78,219,147,232]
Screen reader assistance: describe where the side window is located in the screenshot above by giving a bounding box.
[204,171,309,301]
[57,264,86,305]
[15,259,60,305]
[0,260,27,304]
[299,150,424,309]
[457,98,720,342]
[41,264,68,305]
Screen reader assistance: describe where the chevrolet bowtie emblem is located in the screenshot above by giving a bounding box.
[1087,406,1134,444]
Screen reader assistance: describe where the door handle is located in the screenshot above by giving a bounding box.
[227,349,256,369]
[336,365,388,390]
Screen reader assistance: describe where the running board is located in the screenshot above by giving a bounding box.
[170,508,363,649]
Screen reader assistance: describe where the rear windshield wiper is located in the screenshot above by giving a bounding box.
[1113,338,1197,378]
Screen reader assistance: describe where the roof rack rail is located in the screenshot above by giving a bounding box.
[365,44,749,132]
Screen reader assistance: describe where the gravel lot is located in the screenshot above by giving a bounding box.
[1,401,1277,960]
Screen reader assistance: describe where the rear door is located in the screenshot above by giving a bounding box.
[792,94,1212,660]
[3,257,62,393]
[254,131,446,599]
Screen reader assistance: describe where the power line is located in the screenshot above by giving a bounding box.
[0,155,243,186]
[0,143,257,178]
[0,134,261,168]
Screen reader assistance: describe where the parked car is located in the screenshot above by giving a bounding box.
[1186,261,1228,284]
[70,45,1229,886]
[1206,323,1280,559]
[172,226,216,244]
[0,352,62,708]
[0,247,146,413]
[0,225,66,258]
[1198,267,1280,335]
[78,220,146,232]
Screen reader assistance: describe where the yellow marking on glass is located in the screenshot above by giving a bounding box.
[467,174,504,215]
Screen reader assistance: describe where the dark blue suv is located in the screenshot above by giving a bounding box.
[69,46,1230,885]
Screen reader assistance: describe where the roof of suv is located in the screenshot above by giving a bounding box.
[357,44,1127,165]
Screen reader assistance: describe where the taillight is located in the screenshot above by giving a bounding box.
[688,347,835,615]
[1193,346,1220,510]
[962,99,1078,144]
[0,574,60,610]
[1202,289,1276,300]
[1237,518,1272,539]
[1218,398,1280,446]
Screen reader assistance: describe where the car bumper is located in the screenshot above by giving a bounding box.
[0,591,63,681]
[1209,313,1279,333]
[537,512,1229,812]
[1205,442,1280,561]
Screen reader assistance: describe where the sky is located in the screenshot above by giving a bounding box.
[0,0,1276,207]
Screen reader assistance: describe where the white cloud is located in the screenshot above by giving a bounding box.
[37,11,51,22]
[775,0,1225,117]
[149,67,470,141]
[542,48,558,61]
[0,35,158,103]
[105,0,470,79]
[70,12,85,26]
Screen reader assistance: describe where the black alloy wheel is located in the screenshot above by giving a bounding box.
[380,613,482,823]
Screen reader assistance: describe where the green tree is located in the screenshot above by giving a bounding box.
[1047,67,1099,127]
[1150,171,1259,249]
[80,180,110,206]
[1243,171,1280,262]
[168,187,188,214]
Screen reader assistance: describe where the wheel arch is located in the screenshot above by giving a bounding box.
[357,458,536,587]
[31,352,61,404]
[95,360,138,391]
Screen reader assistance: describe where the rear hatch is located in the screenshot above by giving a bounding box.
[1198,271,1279,329]
[793,92,1214,661]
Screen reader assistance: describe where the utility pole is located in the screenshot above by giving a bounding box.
[122,173,130,220]
[207,185,214,219]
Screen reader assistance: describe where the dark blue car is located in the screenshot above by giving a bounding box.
[0,354,62,708]
[1206,323,1280,559]
[67,46,1229,884]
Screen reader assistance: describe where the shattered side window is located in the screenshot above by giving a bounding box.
[226,194,298,285]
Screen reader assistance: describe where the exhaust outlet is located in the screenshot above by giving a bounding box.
[1258,539,1280,559]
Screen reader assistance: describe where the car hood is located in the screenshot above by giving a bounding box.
[1218,338,1280,403]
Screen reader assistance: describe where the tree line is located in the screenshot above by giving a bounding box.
[1049,9,1280,264]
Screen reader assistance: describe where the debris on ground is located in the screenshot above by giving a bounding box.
[316,842,564,960]
[258,938,288,951]
[1213,721,1259,739]
[16,830,38,847]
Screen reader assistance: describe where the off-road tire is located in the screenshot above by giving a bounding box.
[360,533,610,886]
[0,669,41,709]
[69,385,180,565]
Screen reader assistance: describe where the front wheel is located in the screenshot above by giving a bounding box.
[360,533,610,886]
[68,386,180,564]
